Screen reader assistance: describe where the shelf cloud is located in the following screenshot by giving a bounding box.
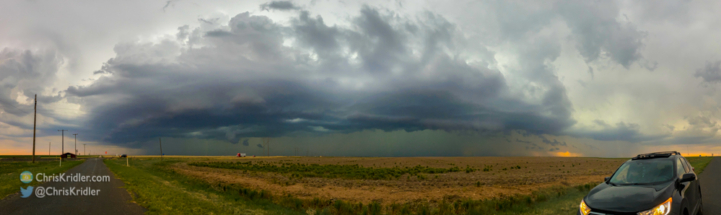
[2,0,721,156]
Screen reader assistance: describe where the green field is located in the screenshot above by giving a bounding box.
[0,159,85,199]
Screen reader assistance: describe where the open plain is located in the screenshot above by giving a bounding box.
[181,156,627,205]
[1,155,715,214]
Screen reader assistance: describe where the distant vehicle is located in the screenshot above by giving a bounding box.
[120,154,127,158]
[237,153,246,157]
[579,151,702,215]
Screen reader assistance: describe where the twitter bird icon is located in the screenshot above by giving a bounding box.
[20,186,33,198]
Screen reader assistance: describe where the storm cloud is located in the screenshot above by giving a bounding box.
[63,6,582,146]
[5,0,721,156]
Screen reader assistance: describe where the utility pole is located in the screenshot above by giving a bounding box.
[49,142,51,155]
[83,144,86,155]
[159,138,163,161]
[262,138,270,156]
[73,134,78,156]
[58,129,67,157]
[32,94,37,163]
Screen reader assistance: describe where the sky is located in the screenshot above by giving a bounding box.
[1,0,720,157]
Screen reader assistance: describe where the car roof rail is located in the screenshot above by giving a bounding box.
[633,151,680,160]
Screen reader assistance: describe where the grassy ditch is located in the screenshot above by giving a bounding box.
[189,161,472,180]
[686,157,713,174]
[0,158,84,199]
[104,157,303,215]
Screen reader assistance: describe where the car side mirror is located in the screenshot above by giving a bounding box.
[604,177,610,182]
[679,173,696,183]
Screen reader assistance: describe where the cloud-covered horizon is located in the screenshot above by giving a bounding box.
[2,0,721,156]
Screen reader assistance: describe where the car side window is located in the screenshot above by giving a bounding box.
[681,157,693,173]
[676,159,686,177]
[679,158,690,173]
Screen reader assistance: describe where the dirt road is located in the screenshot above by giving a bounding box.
[0,158,144,214]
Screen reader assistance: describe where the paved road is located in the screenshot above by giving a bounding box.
[0,158,144,215]
[701,157,721,214]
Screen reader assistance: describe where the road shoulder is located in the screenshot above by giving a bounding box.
[700,157,720,214]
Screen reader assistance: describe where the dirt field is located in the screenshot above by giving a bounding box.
[168,157,626,205]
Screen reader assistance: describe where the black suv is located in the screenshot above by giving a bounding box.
[579,151,702,215]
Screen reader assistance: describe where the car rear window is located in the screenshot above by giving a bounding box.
[609,159,674,185]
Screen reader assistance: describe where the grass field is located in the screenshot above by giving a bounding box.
[182,157,626,204]
[106,156,609,215]
[104,157,303,215]
[0,158,85,199]
[101,156,716,215]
